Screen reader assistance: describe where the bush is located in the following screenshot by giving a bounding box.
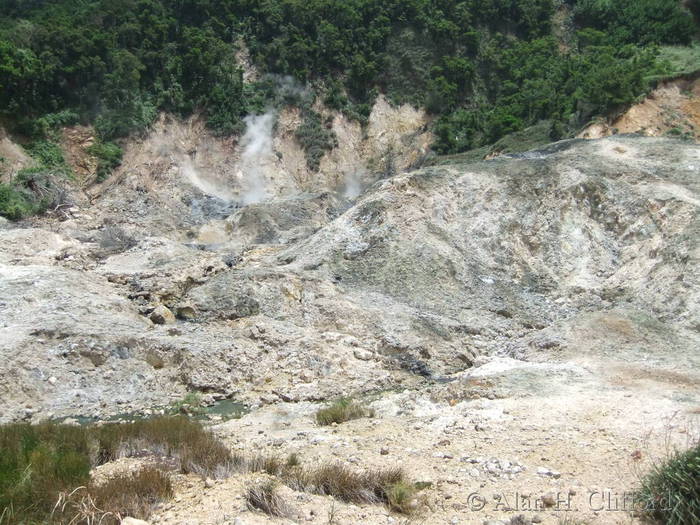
[295,110,337,172]
[87,141,123,182]
[315,399,373,426]
[0,183,36,220]
[29,110,80,139]
[26,140,71,175]
[636,442,700,525]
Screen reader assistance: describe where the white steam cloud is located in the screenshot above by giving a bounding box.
[181,155,235,201]
[238,112,275,205]
[343,169,363,200]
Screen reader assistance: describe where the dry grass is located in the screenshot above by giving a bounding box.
[1,418,423,523]
[95,416,240,478]
[281,462,418,513]
[90,467,172,521]
[53,467,172,525]
[315,399,374,426]
[246,455,283,476]
[245,480,292,517]
[0,417,235,524]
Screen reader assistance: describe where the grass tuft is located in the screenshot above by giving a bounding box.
[54,467,172,524]
[386,481,419,514]
[245,480,291,517]
[315,399,374,426]
[0,417,235,524]
[95,416,238,478]
[283,462,418,513]
[636,442,700,525]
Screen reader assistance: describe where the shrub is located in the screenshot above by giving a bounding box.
[295,110,337,172]
[168,392,205,417]
[33,111,80,139]
[86,141,123,182]
[245,480,291,517]
[0,183,36,220]
[636,442,700,525]
[315,399,373,426]
[26,140,71,175]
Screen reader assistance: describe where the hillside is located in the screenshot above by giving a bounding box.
[1,131,699,525]
[0,2,699,525]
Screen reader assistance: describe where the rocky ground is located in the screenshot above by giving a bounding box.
[0,111,698,525]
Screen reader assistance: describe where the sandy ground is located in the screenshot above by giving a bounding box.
[143,346,699,525]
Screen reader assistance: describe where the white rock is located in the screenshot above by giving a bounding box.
[121,518,150,525]
[353,349,373,361]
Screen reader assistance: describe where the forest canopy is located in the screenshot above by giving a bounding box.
[0,0,697,153]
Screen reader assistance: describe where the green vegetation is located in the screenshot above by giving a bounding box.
[0,416,425,521]
[636,442,700,525]
[0,0,696,159]
[0,417,234,524]
[295,109,337,172]
[0,0,697,214]
[315,398,374,426]
[0,182,38,220]
[87,141,123,183]
[656,44,700,77]
[168,392,205,417]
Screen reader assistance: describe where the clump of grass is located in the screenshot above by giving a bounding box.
[636,442,700,525]
[245,480,292,517]
[315,399,374,426]
[0,423,93,523]
[247,454,283,476]
[286,453,300,468]
[54,467,173,524]
[0,417,236,524]
[95,416,238,478]
[283,462,418,514]
[386,481,419,514]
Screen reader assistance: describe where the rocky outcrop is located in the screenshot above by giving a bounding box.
[0,135,697,422]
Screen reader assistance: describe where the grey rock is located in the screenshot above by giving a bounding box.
[1,136,698,421]
[150,305,176,325]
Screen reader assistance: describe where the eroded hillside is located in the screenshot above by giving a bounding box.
[1,123,699,523]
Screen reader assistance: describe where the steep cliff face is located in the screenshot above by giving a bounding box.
[1,135,697,423]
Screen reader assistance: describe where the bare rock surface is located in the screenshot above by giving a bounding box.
[0,130,698,524]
